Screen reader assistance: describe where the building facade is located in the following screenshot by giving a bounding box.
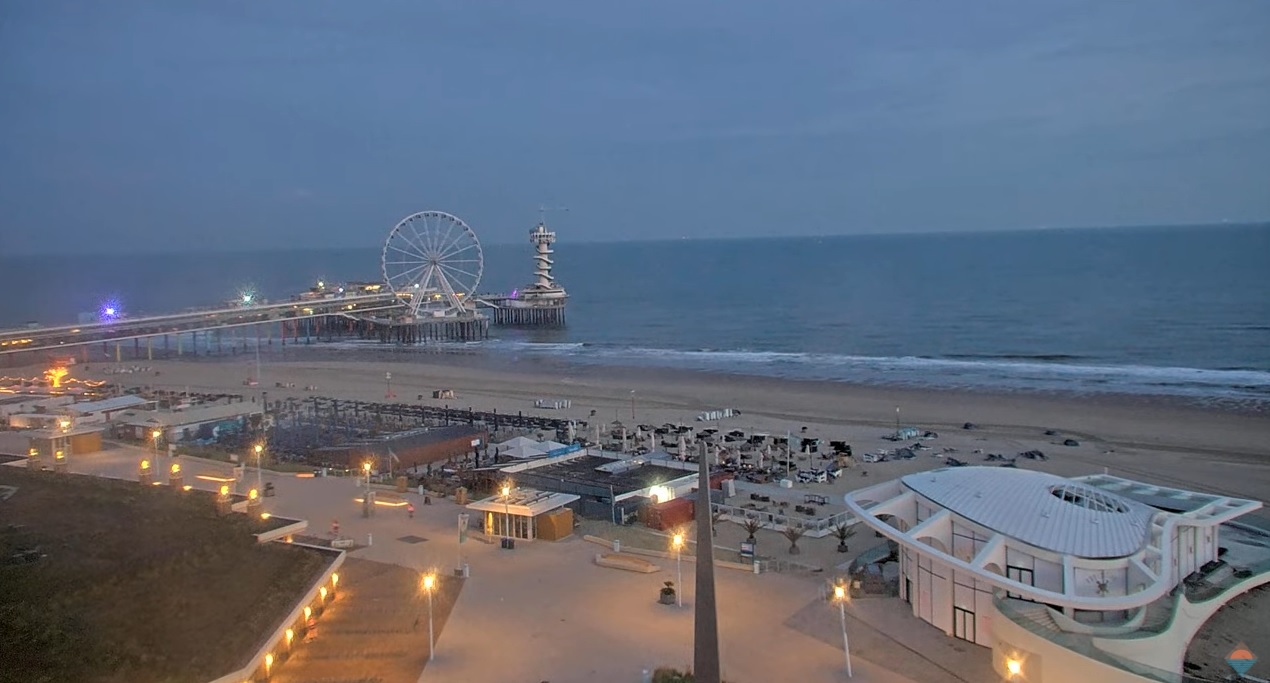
[844,467,1265,682]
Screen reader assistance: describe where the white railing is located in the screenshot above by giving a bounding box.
[713,501,856,538]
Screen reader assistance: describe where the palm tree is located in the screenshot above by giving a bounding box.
[832,522,857,553]
[742,517,763,545]
[782,523,806,555]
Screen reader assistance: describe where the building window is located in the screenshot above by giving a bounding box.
[1006,565,1034,600]
[1048,484,1130,513]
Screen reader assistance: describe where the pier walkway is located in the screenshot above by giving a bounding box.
[0,294,403,356]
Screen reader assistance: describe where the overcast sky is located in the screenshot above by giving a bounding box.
[1,0,1267,255]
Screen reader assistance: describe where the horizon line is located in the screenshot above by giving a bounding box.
[2,220,1266,258]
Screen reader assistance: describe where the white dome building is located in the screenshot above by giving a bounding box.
[844,467,1266,682]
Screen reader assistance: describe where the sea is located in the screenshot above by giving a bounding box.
[3,224,1269,407]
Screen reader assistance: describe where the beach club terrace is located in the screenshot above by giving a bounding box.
[501,450,699,521]
[843,466,1268,683]
[112,402,263,443]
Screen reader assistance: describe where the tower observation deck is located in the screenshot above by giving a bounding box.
[488,220,568,325]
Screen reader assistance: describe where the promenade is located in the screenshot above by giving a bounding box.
[3,436,945,683]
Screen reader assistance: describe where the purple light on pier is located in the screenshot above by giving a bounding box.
[100,299,122,322]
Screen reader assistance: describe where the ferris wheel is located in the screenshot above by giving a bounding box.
[381,210,484,317]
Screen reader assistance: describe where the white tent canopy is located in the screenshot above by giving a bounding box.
[495,436,571,460]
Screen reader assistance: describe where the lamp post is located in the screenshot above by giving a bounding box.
[254,443,264,496]
[422,573,436,661]
[501,482,512,540]
[629,389,636,422]
[833,583,853,678]
[151,429,161,458]
[672,532,685,607]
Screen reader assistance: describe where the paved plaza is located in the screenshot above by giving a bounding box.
[4,437,1002,683]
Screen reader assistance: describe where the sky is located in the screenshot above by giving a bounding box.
[1,0,1268,255]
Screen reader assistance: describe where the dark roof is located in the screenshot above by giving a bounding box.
[518,455,692,496]
[313,424,486,457]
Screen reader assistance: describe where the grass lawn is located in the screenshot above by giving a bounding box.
[0,467,331,683]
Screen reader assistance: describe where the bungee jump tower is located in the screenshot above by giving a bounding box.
[489,217,568,326]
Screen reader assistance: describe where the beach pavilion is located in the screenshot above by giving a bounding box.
[466,487,579,541]
[843,466,1267,682]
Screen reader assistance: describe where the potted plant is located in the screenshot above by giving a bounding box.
[782,523,806,555]
[742,517,763,545]
[832,522,857,553]
[659,581,677,605]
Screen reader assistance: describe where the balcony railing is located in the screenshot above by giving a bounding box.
[993,595,1212,683]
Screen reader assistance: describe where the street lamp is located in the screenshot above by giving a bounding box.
[501,482,512,540]
[671,532,685,607]
[422,573,437,661]
[151,429,161,457]
[1005,657,1023,680]
[629,389,636,421]
[254,443,265,495]
[832,582,853,678]
[363,461,372,490]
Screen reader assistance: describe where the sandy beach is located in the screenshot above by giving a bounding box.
[47,351,1270,511]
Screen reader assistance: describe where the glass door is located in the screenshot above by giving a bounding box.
[953,606,976,642]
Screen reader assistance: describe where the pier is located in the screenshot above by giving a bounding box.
[1,210,570,360]
[475,219,569,326]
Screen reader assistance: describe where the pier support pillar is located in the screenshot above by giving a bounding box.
[147,338,153,361]
[115,343,122,363]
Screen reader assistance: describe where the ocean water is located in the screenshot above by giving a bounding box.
[3,224,1269,404]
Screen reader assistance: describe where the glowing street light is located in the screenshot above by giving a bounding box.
[833,582,854,678]
[1006,658,1023,679]
[264,652,274,677]
[254,443,265,496]
[500,482,512,540]
[422,573,437,661]
[671,532,685,607]
[150,429,161,457]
